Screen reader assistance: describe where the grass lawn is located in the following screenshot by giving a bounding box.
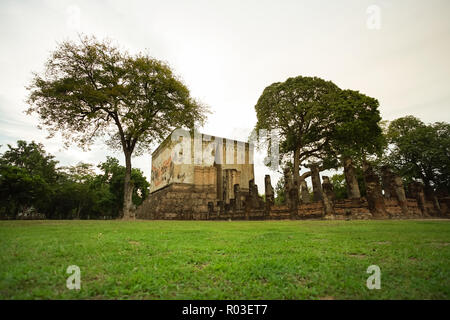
[0,219,449,299]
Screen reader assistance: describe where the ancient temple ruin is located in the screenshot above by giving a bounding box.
[136,130,449,220]
[136,129,262,219]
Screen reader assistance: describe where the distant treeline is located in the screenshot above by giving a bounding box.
[0,140,149,219]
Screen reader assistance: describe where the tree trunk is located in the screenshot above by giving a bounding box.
[293,147,300,193]
[343,157,361,199]
[123,151,135,219]
[76,203,81,220]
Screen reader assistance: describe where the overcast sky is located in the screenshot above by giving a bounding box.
[1,0,449,190]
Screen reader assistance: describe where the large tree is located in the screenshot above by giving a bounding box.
[324,89,385,198]
[26,35,207,218]
[385,116,450,196]
[254,76,341,191]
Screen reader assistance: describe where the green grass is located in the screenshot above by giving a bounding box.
[0,219,449,299]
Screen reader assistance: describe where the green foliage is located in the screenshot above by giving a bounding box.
[325,90,385,168]
[330,174,347,200]
[95,157,150,210]
[0,165,51,218]
[0,140,58,183]
[0,141,149,219]
[0,141,56,218]
[254,76,342,177]
[274,176,286,205]
[384,116,450,195]
[329,171,366,200]
[330,168,366,200]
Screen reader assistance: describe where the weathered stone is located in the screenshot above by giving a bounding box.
[309,164,323,202]
[321,176,335,218]
[288,181,299,218]
[248,179,264,210]
[322,176,335,202]
[284,167,293,205]
[393,176,409,216]
[409,181,428,216]
[343,157,361,199]
[299,179,310,204]
[381,166,396,199]
[363,161,389,218]
[264,175,274,205]
[217,200,224,215]
[234,184,242,211]
[283,167,298,217]
[380,166,410,216]
[264,175,274,216]
[423,185,443,216]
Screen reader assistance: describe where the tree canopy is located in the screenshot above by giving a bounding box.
[384,116,450,196]
[324,89,385,165]
[254,76,342,185]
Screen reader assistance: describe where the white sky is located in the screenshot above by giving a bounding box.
[1,0,449,191]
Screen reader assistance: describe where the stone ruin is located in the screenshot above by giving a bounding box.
[135,131,449,220]
[136,130,264,220]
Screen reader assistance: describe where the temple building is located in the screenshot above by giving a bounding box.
[136,129,255,219]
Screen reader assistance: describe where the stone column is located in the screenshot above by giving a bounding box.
[432,196,442,216]
[299,179,310,204]
[393,175,409,216]
[310,164,323,202]
[253,183,260,209]
[207,202,214,220]
[343,157,361,199]
[363,161,389,218]
[264,175,274,217]
[223,172,229,204]
[409,181,428,216]
[283,168,298,217]
[321,176,335,219]
[424,185,442,216]
[248,179,261,209]
[265,175,274,204]
[215,164,223,201]
[217,201,224,216]
[234,184,242,211]
[284,168,293,208]
[381,166,395,199]
[289,181,299,218]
